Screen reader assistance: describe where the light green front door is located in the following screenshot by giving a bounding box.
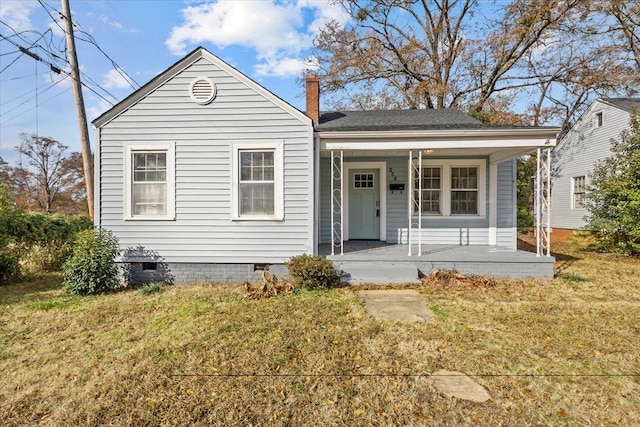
[348,169,380,240]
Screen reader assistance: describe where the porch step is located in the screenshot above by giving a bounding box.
[335,262,421,285]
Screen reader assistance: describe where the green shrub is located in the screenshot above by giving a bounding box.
[286,254,340,290]
[585,113,640,255]
[0,184,21,284]
[63,228,121,295]
[0,252,20,285]
[20,214,92,272]
[140,282,165,295]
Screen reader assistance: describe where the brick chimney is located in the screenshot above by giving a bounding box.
[305,74,320,125]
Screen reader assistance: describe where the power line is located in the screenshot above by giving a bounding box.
[0,33,115,106]
[0,86,72,126]
[38,0,140,90]
[1,74,68,108]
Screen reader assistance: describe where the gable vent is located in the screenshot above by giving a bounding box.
[189,77,216,105]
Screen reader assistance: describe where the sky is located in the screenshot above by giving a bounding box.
[0,0,349,164]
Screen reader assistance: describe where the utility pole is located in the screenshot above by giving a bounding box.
[61,0,94,221]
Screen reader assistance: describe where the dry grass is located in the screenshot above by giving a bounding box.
[1,240,639,426]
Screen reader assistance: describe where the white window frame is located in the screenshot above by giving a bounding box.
[414,166,442,215]
[124,141,176,221]
[231,140,284,221]
[419,159,486,218]
[572,175,586,210]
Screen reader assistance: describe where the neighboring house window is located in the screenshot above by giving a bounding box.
[572,176,586,209]
[595,112,603,127]
[231,140,283,220]
[451,167,478,215]
[413,160,486,217]
[124,142,175,220]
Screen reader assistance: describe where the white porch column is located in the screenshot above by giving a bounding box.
[535,148,552,256]
[330,150,344,255]
[408,150,422,255]
[488,162,498,246]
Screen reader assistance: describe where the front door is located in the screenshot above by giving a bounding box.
[348,169,380,239]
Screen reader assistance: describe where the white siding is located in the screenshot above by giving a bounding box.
[551,101,631,229]
[98,57,312,263]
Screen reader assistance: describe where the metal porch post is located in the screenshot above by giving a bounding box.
[331,150,343,256]
[535,148,551,256]
[408,151,422,255]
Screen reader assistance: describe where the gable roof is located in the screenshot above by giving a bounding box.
[600,97,640,112]
[92,47,311,128]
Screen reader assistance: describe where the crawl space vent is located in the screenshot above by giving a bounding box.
[189,77,216,105]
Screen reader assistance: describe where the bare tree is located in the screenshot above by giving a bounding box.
[11,134,76,213]
[313,0,639,127]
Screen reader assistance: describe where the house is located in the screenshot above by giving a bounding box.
[550,98,640,239]
[92,47,559,284]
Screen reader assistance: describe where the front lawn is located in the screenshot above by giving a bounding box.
[1,241,639,425]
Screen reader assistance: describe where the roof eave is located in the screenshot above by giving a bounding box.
[317,127,560,140]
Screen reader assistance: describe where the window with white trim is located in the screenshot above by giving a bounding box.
[240,151,275,215]
[413,160,486,217]
[231,140,283,220]
[451,166,478,215]
[124,142,175,220]
[413,167,442,214]
[572,176,586,209]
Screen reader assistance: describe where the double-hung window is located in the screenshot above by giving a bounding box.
[124,142,175,220]
[414,160,485,217]
[231,140,283,220]
[451,166,478,215]
[572,176,586,209]
[414,167,441,214]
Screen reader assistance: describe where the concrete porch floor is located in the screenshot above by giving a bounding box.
[319,241,555,282]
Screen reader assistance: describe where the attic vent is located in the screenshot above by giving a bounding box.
[189,77,216,105]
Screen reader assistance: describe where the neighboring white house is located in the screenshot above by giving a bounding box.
[551,98,640,233]
[93,47,559,283]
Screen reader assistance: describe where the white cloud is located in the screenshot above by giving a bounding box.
[166,0,348,77]
[100,15,138,33]
[253,54,318,78]
[87,98,113,122]
[102,68,134,90]
[0,0,38,32]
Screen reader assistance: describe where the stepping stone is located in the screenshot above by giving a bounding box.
[358,289,435,323]
[432,369,491,403]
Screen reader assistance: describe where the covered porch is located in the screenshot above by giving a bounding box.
[314,118,557,280]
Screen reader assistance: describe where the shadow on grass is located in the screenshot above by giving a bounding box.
[517,234,582,276]
[0,273,65,304]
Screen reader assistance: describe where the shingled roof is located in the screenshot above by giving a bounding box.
[601,97,640,112]
[316,109,486,132]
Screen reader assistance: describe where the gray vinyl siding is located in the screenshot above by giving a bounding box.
[320,156,515,248]
[98,57,312,263]
[551,101,631,229]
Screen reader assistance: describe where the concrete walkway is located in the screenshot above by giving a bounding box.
[358,289,491,403]
[358,289,435,323]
